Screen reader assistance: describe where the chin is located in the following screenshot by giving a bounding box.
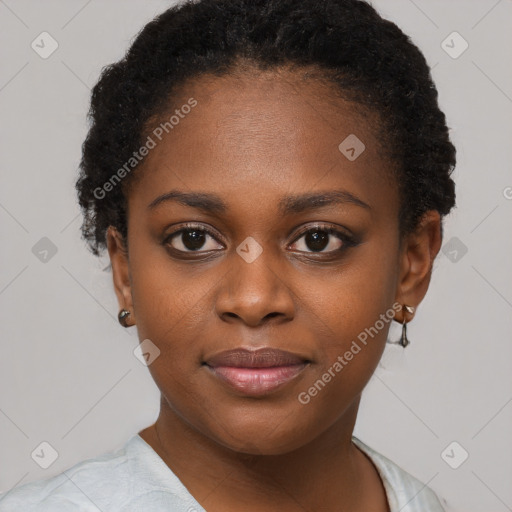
[202,408,319,456]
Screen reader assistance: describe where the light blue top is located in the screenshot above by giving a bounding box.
[0,434,445,511]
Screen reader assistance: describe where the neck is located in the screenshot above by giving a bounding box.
[138,394,386,511]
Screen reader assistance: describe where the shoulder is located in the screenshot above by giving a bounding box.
[0,437,137,511]
[352,436,446,512]
[0,435,195,512]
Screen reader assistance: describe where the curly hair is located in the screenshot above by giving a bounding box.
[76,0,456,257]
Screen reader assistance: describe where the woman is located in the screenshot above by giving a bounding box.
[0,0,455,510]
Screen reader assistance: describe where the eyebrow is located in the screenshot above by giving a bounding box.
[147,189,371,215]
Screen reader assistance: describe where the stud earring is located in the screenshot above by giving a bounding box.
[118,309,131,327]
[389,304,415,348]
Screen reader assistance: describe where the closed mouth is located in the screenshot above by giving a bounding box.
[203,347,311,396]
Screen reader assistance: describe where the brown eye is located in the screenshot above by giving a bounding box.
[165,224,224,253]
[289,225,354,254]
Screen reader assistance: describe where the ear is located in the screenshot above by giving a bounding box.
[106,226,136,326]
[394,210,442,322]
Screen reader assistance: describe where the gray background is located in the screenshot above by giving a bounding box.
[0,1,511,511]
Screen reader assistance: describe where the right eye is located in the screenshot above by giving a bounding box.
[164,223,224,253]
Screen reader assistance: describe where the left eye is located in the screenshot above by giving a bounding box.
[289,226,347,253]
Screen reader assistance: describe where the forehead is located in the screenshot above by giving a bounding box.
[127,67,397,220]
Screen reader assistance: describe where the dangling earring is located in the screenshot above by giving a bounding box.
[118,309,131,327]
[389,304,415,348]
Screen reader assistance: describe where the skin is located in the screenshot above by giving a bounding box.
[106,66,442,512]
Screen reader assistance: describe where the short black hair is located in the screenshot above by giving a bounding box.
[76,0,456,257]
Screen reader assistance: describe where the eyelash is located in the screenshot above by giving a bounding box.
[163,222,358,256]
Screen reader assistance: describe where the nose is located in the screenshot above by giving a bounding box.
[215,246,295,328]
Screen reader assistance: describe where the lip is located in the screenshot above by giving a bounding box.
[204,348,310,396]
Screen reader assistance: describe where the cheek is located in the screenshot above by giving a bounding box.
[127,288,202,422]
[310,244,398,338]
[129,259,212,411]
[128,231,212,337]
[131,265,212,354]
[300,238,400,389]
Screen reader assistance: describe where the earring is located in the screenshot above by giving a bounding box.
[389,304,415,348]
[118,309,131,327]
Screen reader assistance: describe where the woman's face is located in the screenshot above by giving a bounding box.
[108,69,434,455]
